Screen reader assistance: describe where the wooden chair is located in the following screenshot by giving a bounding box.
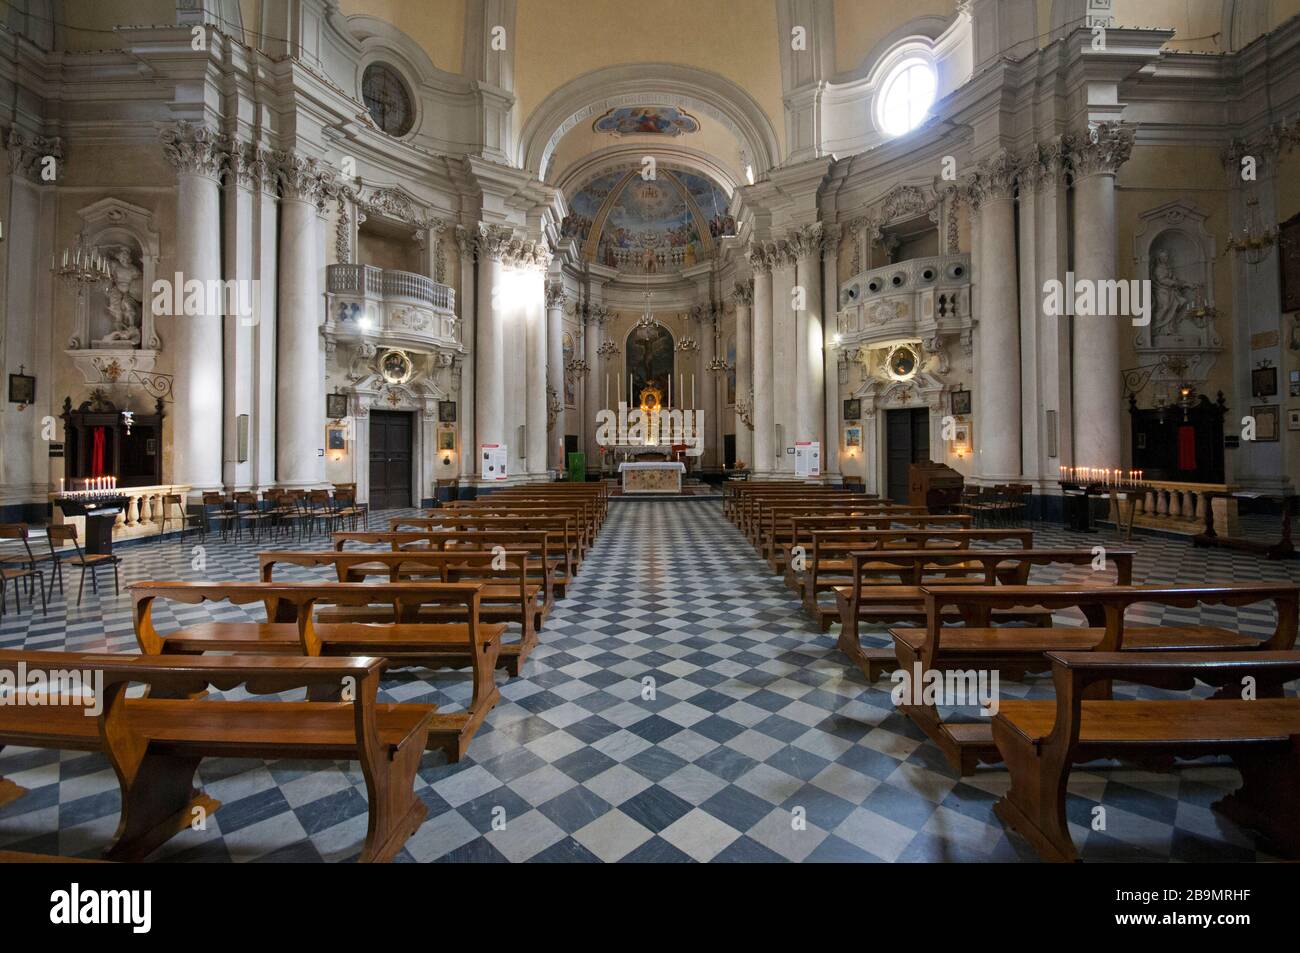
[157,493,203,543]
[332,489,364,531]
[46,524,119,605]
[201,491,237,539]
[304,489,334,537]
[993,651,1300,861]
[0,524,47,617]
[0,649,432,862]
[233,492,273,541]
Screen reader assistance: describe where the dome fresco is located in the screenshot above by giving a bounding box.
[560,168,735,272]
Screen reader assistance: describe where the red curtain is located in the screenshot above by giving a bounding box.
[1177,425,1197,471]
[91,427,106,477]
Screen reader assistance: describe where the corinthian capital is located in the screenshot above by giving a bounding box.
[475,224,514,262]
[6,128,64,182]
[965,150,1020,207]
[159,121,224,180]
[747,241,773,274]
[1070,122,1135,179]
[785,223,824,261]
[732,279,754,306]
[546,280,567,309]
[272,151,335,204]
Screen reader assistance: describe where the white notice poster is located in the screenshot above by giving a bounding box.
[480,444,508,481]
[795,441,821,478]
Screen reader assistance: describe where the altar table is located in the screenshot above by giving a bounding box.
[618,461,686,495]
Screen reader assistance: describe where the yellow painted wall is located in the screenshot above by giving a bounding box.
[1112,0,1226,52]
[338,0,466,75]
[513,0,785,156]
[1273,0,1300,29]
[833,0,956,75]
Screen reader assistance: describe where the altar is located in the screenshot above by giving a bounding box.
[618,461,685,495]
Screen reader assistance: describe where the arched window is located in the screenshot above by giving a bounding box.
[875,56,937,137]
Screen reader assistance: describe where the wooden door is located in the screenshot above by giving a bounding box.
[369,411,413,508]
[885,408,931,503]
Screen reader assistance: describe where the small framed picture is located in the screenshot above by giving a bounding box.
[1288,409,1300,431]
[1253,366,1278,398]
[844,426,862,449]
[439,401,457,423]
[842,398,861,421]
[8,371,35,405]
[1252,405,1280,442]
[1290,370,1300,397]
[326,393,349,419]
[438,430,455,451]
[950,388,972,416]
[326,425,348,451]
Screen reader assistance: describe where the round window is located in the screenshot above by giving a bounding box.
[362,63,415,137]
[876,57,937,137]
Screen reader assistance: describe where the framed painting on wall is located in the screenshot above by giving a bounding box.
[1252,405,1279,442]
[437,430,455,451]
[326,426,347,451]
[950,388,972,416]
[439,401,457,423]
[1252,365,1278,398]
[842,398,861,421]
[844,426,862,449]
[326,392,349,420]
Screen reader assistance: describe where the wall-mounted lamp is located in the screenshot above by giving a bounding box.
[442,453,453,467]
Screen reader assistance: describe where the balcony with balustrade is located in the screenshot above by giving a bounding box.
[324,264,459,352]
[835,253,972,348]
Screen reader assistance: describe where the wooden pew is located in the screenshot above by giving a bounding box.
[992,651,1300,861]
[130,581,501,760]
[766,511,972,571]
[391,514,583,577]
[731,485,869,536]
[0,650,431,862]
[833,547,1131,677]
[443,496,600,546]
[890,583,1298,773]
[748,495,886,549]
[258,550,544,667]
[757,501,927,562]
[481,482,608,523]
[809,527,1034,628]
[357,527,567,601]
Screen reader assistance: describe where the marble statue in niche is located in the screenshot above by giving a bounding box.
[94,245,144,348]
[1150,248,1200,338]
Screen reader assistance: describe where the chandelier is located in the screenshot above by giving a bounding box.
[676,335,699,353]
[596,339,620,358]
[1226,196,1277,265]
[53,233,111,290]
[635,284,656,332]
[566,357,590,376]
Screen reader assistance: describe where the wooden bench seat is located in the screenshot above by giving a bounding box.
[992,651,1300,861]
[368,526,571,599]
[132,581,501,761]
[0,651,431,862]
[889,584,1299,774]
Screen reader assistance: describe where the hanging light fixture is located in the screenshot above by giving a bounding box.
[635,281,657,332]
[1226,196,1277,265]
[52,232,111,290]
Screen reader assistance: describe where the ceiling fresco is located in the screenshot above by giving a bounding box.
[592,106,701,136]
[560,168,735,273]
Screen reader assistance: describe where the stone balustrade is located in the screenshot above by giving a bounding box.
[50,483,194,543]
[1107,479,1239,537]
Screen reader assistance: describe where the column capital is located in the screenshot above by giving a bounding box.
[159,121,223,180]
[5,127,63,182]
[732,279,754,306]
[784,223,825,261]
[474,223,515,262]
[545,280,568,309]
[1070,122,1135,179]
[747,241,774,274]
[1019,135,1070,192]
[270,150,339,205]
[964,149,1020,208]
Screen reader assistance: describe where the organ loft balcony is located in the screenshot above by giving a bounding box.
[324,263,460,353]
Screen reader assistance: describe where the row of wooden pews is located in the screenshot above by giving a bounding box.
[727,481,1300,861]
[0,482,609,862]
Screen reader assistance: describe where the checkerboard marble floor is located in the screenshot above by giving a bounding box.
[1,501,1296,862]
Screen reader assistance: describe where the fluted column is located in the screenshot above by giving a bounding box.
[546,281,567,471]
[160,122,225,492]
[273,152,331,488]
[732,280,754,468]
[821,227,841,479]
[474,225,511,462]
[696,307,717,470]
[750,244,775,475]
[524,245,551,476]
[970,152,1022,481]
[1071,124,1134,469]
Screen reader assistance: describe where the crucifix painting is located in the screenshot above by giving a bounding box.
[626,323,674,407]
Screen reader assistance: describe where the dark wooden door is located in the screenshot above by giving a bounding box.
[885,408,931,503]
[369,411,413,508]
